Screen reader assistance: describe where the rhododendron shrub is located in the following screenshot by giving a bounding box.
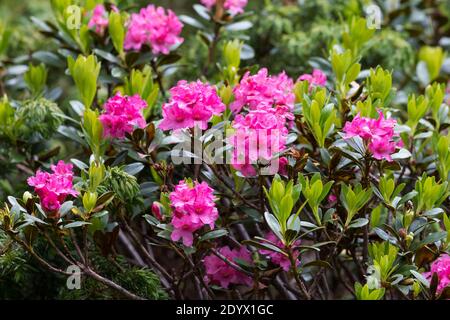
[1,1,450,302]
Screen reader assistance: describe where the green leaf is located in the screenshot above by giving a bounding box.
[410,270,430,288]
[243,239,286,255]
[124,163,145,176]
[179,15,205,29]
[391,148,412,160]
[348,218,369,229]
[109,11,125,57]
[63,221,91,229]
[193,4,210,20]
[264,212,283,240]
[199,229,228,242]
[67,54,101,109]
[225,21,253,32]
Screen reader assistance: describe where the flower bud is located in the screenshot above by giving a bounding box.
[83,191,98,213]
[89,162,105,190]
[403,208,414,229]
[405,232,414,246]
[23,191,33,204]
[151,202,163,221]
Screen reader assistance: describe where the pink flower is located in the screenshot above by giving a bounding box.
[88,5,109,35]
[368,137,397,162]
[200,0,248,15]
[424,254,450,295]
[88,4,119,35]
[343,110,401,161]
[298,69,327,88]
[124,5,183,55]
[231,68,295,116]
[229,107,290,177]
[27,161,78,215]
[227,68,295,176]
[224,0,248,14]
[169,181,218,246]
[41,192,62,212]
[99,93,147,139]
[259,232,300,271]
[171,214,203,247]
[159,80,225,131]
[328,193,337,203]
[203,246,253,288]
[200,0,216,8]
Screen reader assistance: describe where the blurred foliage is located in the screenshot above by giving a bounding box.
[0,230,166,299]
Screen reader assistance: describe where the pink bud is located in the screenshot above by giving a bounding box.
[328,194,337,203]
[151,202,163,220]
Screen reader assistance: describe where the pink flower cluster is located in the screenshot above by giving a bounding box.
[88,5,109,35]
[87,4,118,35]
[230,108,289,176]
[424,254,450,294]
[231,68,295,116]
[343,110,401,161]
[27,161,78,214]
[298,69,327,88]
[200,0,248,15]
[259,232,300,271]
[124,5,183,55]
[228,69,294,176]
[99,93,147,139]
[203,246,252,288]
[169,180,219,246]
[159,80,225,131]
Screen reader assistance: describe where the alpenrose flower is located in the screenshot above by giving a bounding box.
[343,110,401,161]
[27,161,78,215]
[99,93,147,139]
[124,4,183,55]
[231,68,295,117]
[230,107,289,176]
[259,232,300,271]
[228,68,294,176]
[424,254,450,294]
[169,180,219,246]
[88,4,118,35]
[200,0,248,15]
[298,69,327,88]
[203,246,252,288]
[159,80,225,131]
